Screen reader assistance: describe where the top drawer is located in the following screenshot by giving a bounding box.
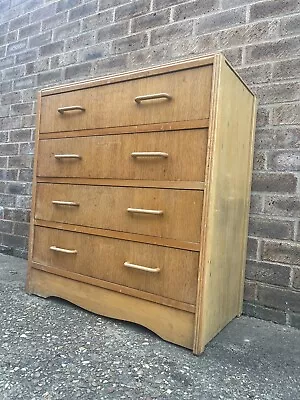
[40,66,212,134]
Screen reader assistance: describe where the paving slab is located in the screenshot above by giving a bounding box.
[0,253,299,400]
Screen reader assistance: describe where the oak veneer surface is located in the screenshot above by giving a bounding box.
[27,55,256,354]
[35,183,203,243]
[37,129,208,181]
[33,226,199,305]
[40,66,212,133]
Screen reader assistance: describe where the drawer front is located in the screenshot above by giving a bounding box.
[37,129,207,181]
[40,66,212,133]
[35,184,203,243]
[33,226,199,304]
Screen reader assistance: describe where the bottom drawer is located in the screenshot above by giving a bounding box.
[33,226,199,305]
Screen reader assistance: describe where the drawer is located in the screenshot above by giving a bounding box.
[33,226,199,305]
[40,66,212,133]
[35,184,203,243]
[37,129,208,181]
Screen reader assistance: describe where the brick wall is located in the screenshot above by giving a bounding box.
[0,0,299,328]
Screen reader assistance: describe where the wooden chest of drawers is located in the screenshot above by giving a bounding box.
[26,54,256,354]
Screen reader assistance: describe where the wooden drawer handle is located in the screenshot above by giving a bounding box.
[131,152,168,158]
[52,200,80,207]
[124,261,160,273]
[50,246,77,254]
[135,93,172,103]
[127,207,163,215]
[54,154,81,159]
[57,106,85,114]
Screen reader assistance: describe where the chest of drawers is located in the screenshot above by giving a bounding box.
[26,54,256,354]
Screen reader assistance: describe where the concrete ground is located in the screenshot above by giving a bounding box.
[0,253,299,400]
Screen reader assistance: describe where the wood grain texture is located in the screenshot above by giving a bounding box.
[40,66,212,133]
[37,129,208,181]
[35,184,203,243]
[33,226,199,305]
[193,55,256,354]
[29,268,195,349]
[42,55,214,95]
